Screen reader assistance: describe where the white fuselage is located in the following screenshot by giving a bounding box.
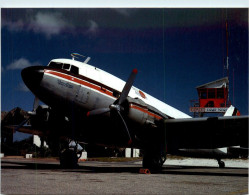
[43,58,191,119]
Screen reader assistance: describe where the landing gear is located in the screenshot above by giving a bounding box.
[59,140,83,169]
[60,149,79,168]
[217,159,225,168]
[142,152,166,171]
[141,120,167,172]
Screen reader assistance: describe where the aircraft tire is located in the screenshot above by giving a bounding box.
[142,152,166,172]
[60,149,79,169]
[218,160,225,168]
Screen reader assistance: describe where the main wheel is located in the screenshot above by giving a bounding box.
[143,153,166,171]
[60,149,79,169]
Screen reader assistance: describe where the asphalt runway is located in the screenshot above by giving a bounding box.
[1,157,248,195]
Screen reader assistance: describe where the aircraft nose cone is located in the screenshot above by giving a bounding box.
[21,66,44,92]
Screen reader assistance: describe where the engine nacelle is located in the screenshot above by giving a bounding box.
[125,97,167,127]
[30,105,50,129]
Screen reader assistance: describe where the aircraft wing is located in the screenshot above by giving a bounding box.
[163,115,248,151]
[4,125,45,137]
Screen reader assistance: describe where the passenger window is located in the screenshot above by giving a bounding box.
[70,65,79,75]
[49,62,63,69]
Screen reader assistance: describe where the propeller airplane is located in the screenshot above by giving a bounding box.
[10,53,248,170]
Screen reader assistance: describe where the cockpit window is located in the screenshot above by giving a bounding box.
[48,62,79,75]
[63,63,70,70]
[49,62,71,71]
[49,62,63,69]
[70,65,79,75]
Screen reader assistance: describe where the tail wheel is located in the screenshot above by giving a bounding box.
[217,159,225,168]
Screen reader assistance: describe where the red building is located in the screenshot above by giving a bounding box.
[190,77,231,116]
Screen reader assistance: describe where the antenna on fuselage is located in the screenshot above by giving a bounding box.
[84,57,91,64]
[71,53,91,64]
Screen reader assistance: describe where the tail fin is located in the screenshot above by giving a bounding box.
[224,105,241,116]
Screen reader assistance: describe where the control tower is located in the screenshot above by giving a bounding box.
[189,19,241,117]
[189,77,231,117]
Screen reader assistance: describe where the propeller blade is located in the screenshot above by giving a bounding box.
[33,96,39,112]
[14,117,30,132]
[114,110,132,145]
[87,69,137,145]
[118,69,138,105]
[87,108,110,117]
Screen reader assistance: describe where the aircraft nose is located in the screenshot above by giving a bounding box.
[21,66,44,91]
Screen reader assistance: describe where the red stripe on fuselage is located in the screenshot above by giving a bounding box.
[130,104,162,120]
[45,70,114,98]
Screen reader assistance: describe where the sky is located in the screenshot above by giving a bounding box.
[1,8,248,140]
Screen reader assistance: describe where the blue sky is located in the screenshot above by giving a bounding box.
[2,8,248,119]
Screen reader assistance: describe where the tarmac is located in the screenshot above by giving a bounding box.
[1,157,248,194]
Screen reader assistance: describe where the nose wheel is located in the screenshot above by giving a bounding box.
[60,149,79,168]
[59,140,83,168]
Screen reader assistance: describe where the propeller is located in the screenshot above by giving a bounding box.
[86,107,110,117]
[87,69,138,145]
[114,109,132,145]
[14,117,30,132]
[14,96,40,131]
[118,69,138,105]
[32,96,40,113]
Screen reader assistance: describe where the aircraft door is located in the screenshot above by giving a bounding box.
[75,84,90,105]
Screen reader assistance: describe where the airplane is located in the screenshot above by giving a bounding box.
[11,53,248,170]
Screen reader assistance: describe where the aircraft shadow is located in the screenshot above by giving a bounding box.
[1,160,248,177]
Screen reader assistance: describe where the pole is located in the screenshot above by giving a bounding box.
[225,19,230,102]
[226,20,229,77]
[233,68,234,105]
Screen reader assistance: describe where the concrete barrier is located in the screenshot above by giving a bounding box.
[25,154,32,159]
[125,148,140,157]
[79,151,87,161]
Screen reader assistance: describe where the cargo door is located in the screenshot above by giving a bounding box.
[75,84,90,105]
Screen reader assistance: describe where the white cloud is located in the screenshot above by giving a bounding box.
[86,20,99,35]
[6,58,34,70]
[30,12,67,38]
[2,11,70,38]
[2,20,25,32]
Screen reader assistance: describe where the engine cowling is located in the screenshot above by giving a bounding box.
[29,105,50,129]
[124,97,167,127]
